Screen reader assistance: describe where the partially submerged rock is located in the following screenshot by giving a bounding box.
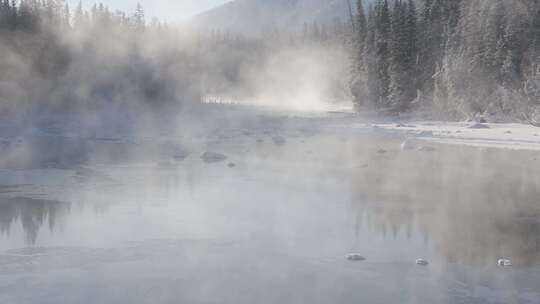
[416,258,429,266]
[227,162,236,168]
[377,148,387,154]
[347,254,366,261]
[469,123,490,129]
[201,152,228,163]
[497,258,512,267]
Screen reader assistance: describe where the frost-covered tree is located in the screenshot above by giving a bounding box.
[350,0,540,120]
[132,3,145,30]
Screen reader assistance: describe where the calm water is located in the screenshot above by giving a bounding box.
[0,127,539,304]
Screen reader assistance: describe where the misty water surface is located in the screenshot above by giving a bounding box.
[0,113,539,304]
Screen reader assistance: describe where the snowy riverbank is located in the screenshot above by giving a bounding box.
[366,121,540,151]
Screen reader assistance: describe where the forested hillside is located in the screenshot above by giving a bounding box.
[351,0,540,122]
[192,0,358,36]
[0,1,202,117]
[0,1,350,118]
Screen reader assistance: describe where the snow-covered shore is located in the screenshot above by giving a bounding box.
[368,121,540,151]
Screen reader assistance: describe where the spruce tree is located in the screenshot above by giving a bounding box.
[365,4,380,108]
[351,0,368,109]
[0,0,9,29]
[73,0,84,29]
[133,3,145,30]
[376,0,392,109]
[356,0,366,43]
[63,2,70,28]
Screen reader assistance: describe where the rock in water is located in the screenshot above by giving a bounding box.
[201,152,228,163]
[416,259,429,266]
[377,148,387,154]
[227,162,236,168]
[347,254,366,261]
[273,136,286,146]
[469,123,490,129]
[498,258,512,267]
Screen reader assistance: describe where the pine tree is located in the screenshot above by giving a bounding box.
[8,0,16,30]
[73,0,84,29]
[63,2,70,28]
[405,0,418,81]
[376,0,392,109]
[389,0,412,112]
[417,0,446,95]
[351,0,368,109]
[486,0,507,77]
[18,0,36,31]
[0,0,9,29]
[532,3,540,56]
[133,2,145,30]
[356,0,366,43]
[365,4,380,108]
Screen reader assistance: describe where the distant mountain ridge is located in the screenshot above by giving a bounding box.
[192,0,364,35]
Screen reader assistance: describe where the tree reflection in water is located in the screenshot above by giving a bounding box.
[350,139,540,267]
[0,197,71,245]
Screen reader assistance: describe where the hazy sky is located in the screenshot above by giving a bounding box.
[71,0,231,21]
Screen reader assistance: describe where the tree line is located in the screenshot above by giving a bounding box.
[0,0,351,118]
[0,0,152,32]
[351,0,540,122]
[0,1,202,119]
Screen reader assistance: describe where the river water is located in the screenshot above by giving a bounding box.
[0,113,539,304]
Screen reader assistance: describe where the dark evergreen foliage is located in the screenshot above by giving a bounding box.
[351,0,540,119]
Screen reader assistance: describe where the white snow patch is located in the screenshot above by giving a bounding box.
[373,122,540,151]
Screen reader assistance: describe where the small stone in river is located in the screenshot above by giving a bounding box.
[416,259,429,266]
[347,254,366,261]
[505,130,513,134]
[201,152,228,163]
[273,136,286,146]
[469,123,490,129]
[377,148,387,154]
[227,162,236,168]
[498,258,512,267]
